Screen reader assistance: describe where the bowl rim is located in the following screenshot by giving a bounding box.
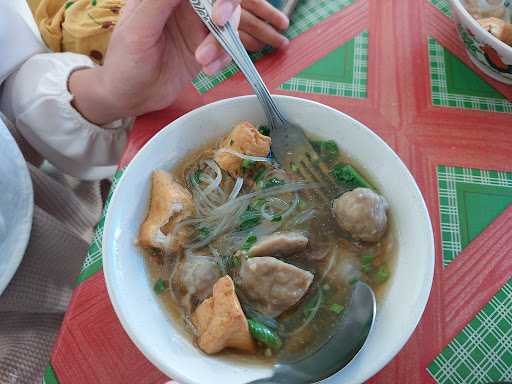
[103,95,435,384]
[449,0,512,54]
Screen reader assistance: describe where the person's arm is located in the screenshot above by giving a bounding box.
[0,52,132,180]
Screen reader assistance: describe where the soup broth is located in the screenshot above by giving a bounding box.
[141,122,395,362]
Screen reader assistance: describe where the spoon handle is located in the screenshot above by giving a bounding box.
[189,0,286,129]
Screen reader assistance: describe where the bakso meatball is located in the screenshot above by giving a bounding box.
[138,170,194,253]
[249,232,309,258]
[192,276,255,354]
[172,255,221,312]
[239,257,313,318]
[214,121,271,177]
[332,188,389,243]
[478,17,512,45]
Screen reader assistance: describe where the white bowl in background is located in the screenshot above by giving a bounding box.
[103,95,435,384]
[450,0,512,84]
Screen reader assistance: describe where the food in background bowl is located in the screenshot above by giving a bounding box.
[137,121,394,360]
[463,0,512,45]
[451,0,512,83]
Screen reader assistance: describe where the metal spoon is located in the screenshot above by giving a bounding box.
[247,281,376,384]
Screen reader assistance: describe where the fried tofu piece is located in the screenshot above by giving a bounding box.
[479,17,512,46]
[214,122,271,177]
[191,276,255,355]
[138,170,194,253]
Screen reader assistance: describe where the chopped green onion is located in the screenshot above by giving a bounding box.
[320,140,340,161]
[330,164,373,189]
[242,159,254,172]
[241,235,258,251]
[374,264,390,284]
[253,167,266,182]
[349,276,359,285]
[271,214,282,223]
[263,177,284,189]
[329,303,345,314]
[361,254,375,265]
[251,198,266,209]
[361,264,373,273]
[248,319,282,350]
[65,1,74,9]
[198,226,210,239]
[153,278,167,295]
[240,210,261,231]
[290,162,299,172]
[258,126,270,136]
[231,254,241,268]
[230,139,235,145]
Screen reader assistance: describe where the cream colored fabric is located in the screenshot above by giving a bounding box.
[33,0,124,64]
[0,51,132,180]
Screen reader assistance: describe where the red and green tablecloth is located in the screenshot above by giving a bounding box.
[44,0,512,383]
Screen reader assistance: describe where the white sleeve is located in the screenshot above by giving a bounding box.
[0,52,133,181]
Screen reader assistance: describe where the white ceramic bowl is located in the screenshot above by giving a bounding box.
[450,0,512,84]
[103,95,435,384]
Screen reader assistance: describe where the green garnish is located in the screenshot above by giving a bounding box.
[329,303,345,314]
[330,164,372,189]
[374,264,390,284]
[271,214,282,222]
[298,198,307,210]
[250,198,266,210]
[361,264,373,273]
[253,167,266,183]
[263,177,284,189]
[361,254,375,265]
[65,1,74,9]
[248,319,282,350]
[240,209,261,231]
[153,278,167,295]
[290,162,299,172]
[230,139,235,145]
[258,125,270,136]
[320,140,340,161]
[198,226,210,239]
[241,235,258,251]
[242,159,255,172]
[349,276,359,285]
[231,254,241,268]
[310,140,340,161]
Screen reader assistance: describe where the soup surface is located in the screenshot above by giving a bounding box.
[140,121,395,362]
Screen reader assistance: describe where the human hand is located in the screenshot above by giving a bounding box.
[69,0,241,125]
[239,0,290,52]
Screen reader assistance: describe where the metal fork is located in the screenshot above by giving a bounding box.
[189,0,339,199]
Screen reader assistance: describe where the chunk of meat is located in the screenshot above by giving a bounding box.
[239,257,314,318]
[138,170,194,253]
[478,17,512,45]
[191,276,255,354]
[249,232,309,258]
[332,188,389,243]
[172,255,221,313]
[214,121,271,177]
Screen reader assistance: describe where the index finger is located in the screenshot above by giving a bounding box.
[242,0,289,30]
[212,0,241,25]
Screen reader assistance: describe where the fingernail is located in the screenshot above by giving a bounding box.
[215,2,234,26]
[204,58,226,75]
[279,37,290,48]
[196,43,217,65]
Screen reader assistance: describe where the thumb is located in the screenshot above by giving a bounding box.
[127,0,182,37]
